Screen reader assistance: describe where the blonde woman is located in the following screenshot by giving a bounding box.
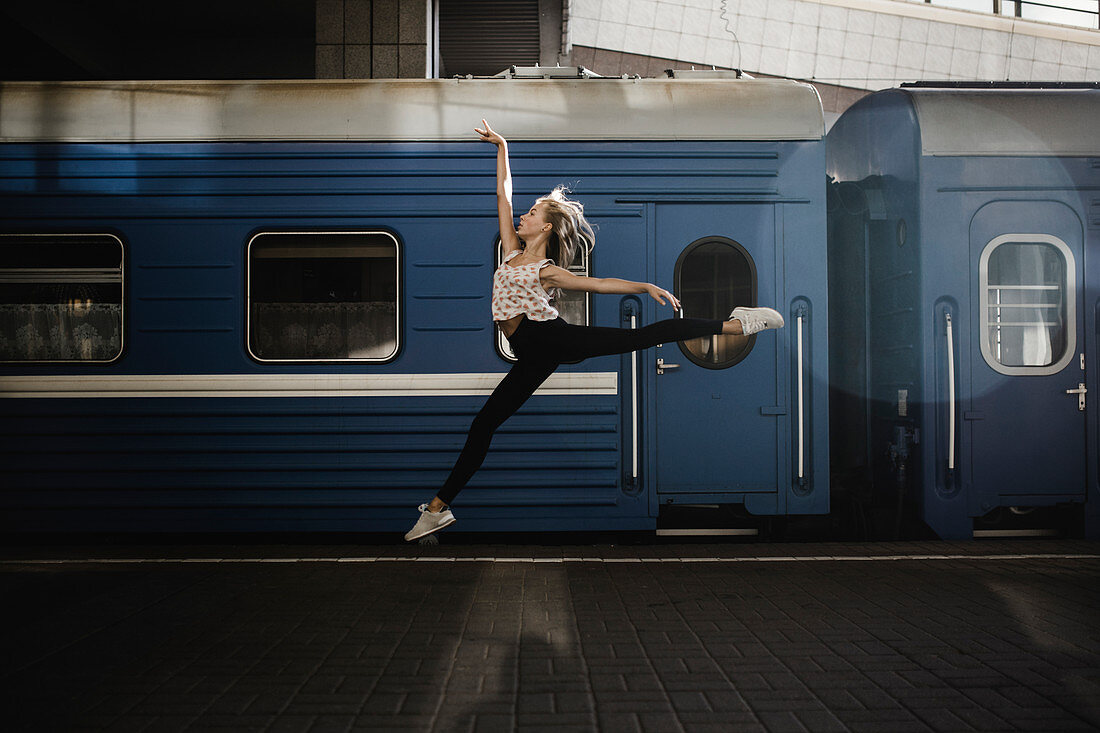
[405,120,784,541]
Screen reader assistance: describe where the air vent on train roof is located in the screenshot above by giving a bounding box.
[489,65,603,79]
[664,68,752,79]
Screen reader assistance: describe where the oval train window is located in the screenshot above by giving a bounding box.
[674,236,757,369]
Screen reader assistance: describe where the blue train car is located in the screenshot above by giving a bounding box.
[827,85,1100,539]
[0,76,828,534]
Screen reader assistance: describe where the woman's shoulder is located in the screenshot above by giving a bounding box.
[536,262,570,285]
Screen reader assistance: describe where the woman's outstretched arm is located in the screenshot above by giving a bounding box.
[475,119,520,254]
[541,266,681,311]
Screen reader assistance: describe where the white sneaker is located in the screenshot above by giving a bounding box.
[404,504,456,541]
[729,306,784,336]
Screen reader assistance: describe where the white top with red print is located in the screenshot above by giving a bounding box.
[491,249,560,322]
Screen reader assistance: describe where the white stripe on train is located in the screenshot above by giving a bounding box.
[0,372,618,398]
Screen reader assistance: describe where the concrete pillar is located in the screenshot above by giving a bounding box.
[540,0,567,67]
[315,0,428,79]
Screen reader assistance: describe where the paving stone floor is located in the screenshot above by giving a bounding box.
[1,540,1098,732]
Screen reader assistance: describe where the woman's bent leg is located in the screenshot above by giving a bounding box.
[556,317,724,362]
[436,357,558,505]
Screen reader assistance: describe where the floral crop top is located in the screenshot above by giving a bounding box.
[491,249,560,322]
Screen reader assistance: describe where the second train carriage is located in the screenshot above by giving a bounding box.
[0,76,830,534]
[826,85,1100,540]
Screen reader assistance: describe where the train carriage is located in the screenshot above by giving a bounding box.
[827,85,1100,540]
[0,76,829,534]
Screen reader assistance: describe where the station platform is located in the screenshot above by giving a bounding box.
[2,539,1098,732]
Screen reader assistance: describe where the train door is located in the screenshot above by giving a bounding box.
[968,201,1086,514]
[653,204,783,498]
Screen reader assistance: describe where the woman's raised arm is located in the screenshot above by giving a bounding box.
[475,119,521,254]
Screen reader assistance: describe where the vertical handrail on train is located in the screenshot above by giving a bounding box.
[630,314,639,481]
[797,311,805,482]
[945,312,956,472]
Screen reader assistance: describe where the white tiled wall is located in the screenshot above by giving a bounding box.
[569,0,1100,89]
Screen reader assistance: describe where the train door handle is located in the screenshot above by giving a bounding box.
[796,310,805,483]
[656,358,680,375]
[629,314,639,481]
[1066,383,1087,411]
[945,313,956,472]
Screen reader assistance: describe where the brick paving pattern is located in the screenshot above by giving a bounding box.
[1,541,1098,732]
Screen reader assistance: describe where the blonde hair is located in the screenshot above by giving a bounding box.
[536,185,595,273]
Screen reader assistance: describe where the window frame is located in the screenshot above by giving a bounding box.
[978,232,1076,377]
[0,232,125,364]
[495,239,591,363]
[245,230,401,364]
[673,235,758,370]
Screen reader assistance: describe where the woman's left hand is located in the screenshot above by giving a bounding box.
[645,284,680,311]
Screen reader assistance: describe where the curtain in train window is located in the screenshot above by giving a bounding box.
[980,235,1075,376]
[0,234,123,362]
[248,232,399,362]
[496,240,589,362]
[675,237,757,369]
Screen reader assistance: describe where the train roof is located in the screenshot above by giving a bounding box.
[903,88,1100,157]
[0,78,824,144]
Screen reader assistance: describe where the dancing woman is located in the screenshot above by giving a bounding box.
[405,120,784,541]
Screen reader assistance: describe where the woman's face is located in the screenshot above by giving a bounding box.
[516,202,550,240]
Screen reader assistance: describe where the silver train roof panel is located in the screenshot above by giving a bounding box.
[906,89,1100,157]
[0,78,824,144]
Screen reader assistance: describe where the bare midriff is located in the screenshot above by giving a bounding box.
[495,314,524,339]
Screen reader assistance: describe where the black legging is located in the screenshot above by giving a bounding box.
[437,315,724,505]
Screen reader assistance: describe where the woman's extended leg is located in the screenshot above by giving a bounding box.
[434,356,559,507]
[555,317,725,362]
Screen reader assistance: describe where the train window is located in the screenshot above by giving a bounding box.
[980,234,1076,376]
[0,234,123,363]
[495,239,590,362]
[247,232,399,362]
[674,236,757,369]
